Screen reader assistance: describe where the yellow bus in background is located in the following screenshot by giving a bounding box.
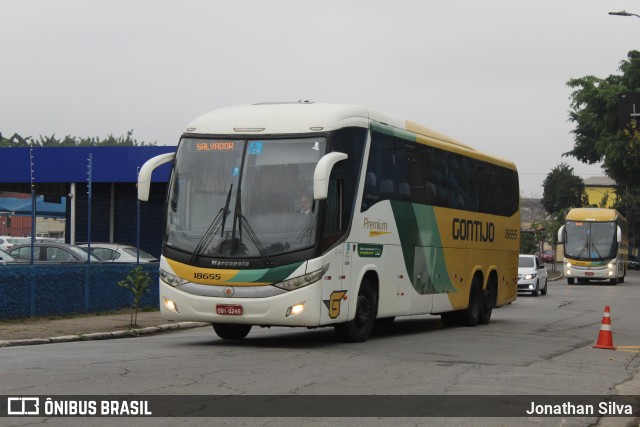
[138,102,520,342]
[558,208,628,285]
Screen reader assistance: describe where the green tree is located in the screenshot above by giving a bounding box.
[566,50,640,189]
[541,163,587,219]
[0,130,155,147]
[117,266,151,327]
[520,230,538,254]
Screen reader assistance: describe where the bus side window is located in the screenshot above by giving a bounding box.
[362,172,379,210]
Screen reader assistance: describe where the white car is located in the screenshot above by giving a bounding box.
[0,236,28,251]
[0,247,15,264]
[78,243,158,263]
[518,254,548,296]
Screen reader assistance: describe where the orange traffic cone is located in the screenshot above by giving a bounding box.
[593,306,616,350]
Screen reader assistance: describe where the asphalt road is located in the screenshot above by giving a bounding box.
[1,270,639,426]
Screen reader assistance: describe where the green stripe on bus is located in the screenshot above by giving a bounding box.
[257,262,305,283]
[391,201,456,295]
[226,262,304,284]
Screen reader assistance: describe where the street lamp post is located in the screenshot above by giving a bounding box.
[609,10,640,19]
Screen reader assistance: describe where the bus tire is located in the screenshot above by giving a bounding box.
[479,281,495,325]
[609,278,617,285]
[335,279,377,342]
[567,278,575,285]
[460,280,481,327]
[212,323,252,340]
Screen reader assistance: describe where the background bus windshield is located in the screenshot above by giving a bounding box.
[564,221,617,260]
[166,137,326,258]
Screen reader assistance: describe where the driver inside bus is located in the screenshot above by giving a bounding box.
[298,194,312,215]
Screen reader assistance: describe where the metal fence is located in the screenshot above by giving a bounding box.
[0,263,159,319]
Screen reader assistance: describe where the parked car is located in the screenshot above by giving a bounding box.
[0,236,28,251]
[518,254,548,296]
[536,249,555,264]
[78,243,158,263]
[628,255,640,271]
[0,247,15,264]
[8,242,102,263]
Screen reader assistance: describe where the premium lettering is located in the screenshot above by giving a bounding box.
[363,218,388,231]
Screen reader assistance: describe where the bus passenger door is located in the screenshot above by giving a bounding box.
[320,178,352,324]
[321,242,351,324]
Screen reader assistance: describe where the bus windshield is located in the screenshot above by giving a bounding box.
[564,220,617,261]
[166,137,326,258]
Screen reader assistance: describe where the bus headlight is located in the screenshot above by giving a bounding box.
[608,262,615,269]
[286,303,305,317]
[160,268,189,287]
[163,297,179,313]
[274,265,328,291]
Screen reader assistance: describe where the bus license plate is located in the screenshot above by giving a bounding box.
[216,304,243,315]
[585,272,594,276]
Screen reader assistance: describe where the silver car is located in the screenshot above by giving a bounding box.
[9,242,102,263]
[518,254,548,296]
[78,243,158,263]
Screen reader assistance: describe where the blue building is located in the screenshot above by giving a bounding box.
[0,146,175,257]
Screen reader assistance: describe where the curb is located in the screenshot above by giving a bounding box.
[548,271,563,281]
[0,322,209,348]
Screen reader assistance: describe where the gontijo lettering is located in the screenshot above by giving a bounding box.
[452,218,495,242]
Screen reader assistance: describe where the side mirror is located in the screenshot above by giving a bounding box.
[313,152,348,200]
[557,225,565,244]
[616,226,622,243]
[138,153,175,202]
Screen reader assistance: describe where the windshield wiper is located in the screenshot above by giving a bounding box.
[237,213,273,266]
[296,214,316,245]
[190,184,233,263]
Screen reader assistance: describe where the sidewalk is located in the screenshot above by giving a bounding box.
[0,310,208,348]
[0,269,565,348]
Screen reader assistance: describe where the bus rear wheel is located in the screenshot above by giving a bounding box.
[335,279,377,342]
[479,282,495,325]
[460,280,482,326]
[212,323,252,340]
[441,279,483,327]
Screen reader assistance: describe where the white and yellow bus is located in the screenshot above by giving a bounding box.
[138,102,520,342]
[558,208,628,285]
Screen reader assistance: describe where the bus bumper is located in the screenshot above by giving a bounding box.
[564,265,618,281]
[159,280,324,327]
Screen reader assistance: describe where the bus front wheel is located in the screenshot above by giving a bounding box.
[212,323,252,340]
[335,279,377,342]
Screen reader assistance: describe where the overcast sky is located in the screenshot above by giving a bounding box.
[2,0,639,197]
